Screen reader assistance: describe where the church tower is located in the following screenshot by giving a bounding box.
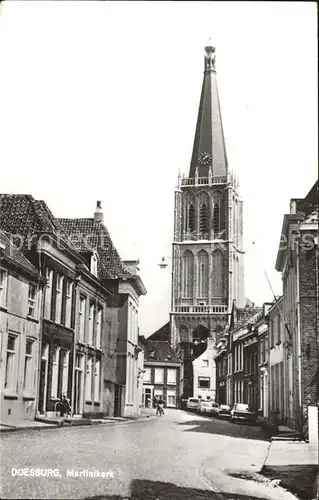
[170,43,245,398]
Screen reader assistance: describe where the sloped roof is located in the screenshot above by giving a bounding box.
[144,340,180,363]
[58,218,128,280]
[147,322,170,341]
[0,194,75,252]
[0,229,39,278]
[235,306,263,329]
[304,208,318,224]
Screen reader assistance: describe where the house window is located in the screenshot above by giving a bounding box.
[198,377,210,388]
[167,368,177,385]
[88,303,95,345]
[0,268,8,308]
[94,359,100,402]
[260,339,264,364]
[65,280,73,328]
[44,268,53,319]
[51,346,60,398]
[23,339,34,392]
[61,350,69,396]
[265,337,269,363]
[96,307,102,349]
[91,252,98,277]
[28,284,37,317]
[227,354,232,375]
[154,368,164,384]
[202,359,209,367]
[5,334,18,392]
[144,367,151,383]
[85,356,93,401]
[234,345,238,372]
[154,389,163,400]
[78,296,86,343]
[55,274,64,324]
[167,390,176,407]
[277,314,281,344]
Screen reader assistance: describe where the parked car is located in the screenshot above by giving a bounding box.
[231,403,256,424]
[186,398,199,411]
[200,401,220,416]
[217,404,231,418]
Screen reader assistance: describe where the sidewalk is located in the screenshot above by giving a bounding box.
[0,420,58,432]
[262,440,319,499]
[0,408,156,433]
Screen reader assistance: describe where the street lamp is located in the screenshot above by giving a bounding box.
[158,257,168,269]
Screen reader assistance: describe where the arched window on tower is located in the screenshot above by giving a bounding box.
[212,250,224,297]
[182,250,194,297]
[197,250,209,298]
[213,203,220,237]
[199,203,209,235]
[188,204,195,233]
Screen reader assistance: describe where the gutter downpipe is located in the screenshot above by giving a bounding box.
[296,235,303,437]
[70,273,80,418]
[37,247,46,417]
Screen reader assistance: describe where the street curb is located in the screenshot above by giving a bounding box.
[0,414,157,434]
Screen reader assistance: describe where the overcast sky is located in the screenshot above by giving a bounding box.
[0,1,317,336]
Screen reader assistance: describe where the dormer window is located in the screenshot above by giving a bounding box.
[91,252,98,277]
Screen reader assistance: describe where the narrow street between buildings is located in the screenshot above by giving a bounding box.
[1,409,300,500]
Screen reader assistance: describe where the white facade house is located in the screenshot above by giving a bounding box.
[192,338,217,401]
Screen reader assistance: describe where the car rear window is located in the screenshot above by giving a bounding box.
[189,398,198,403]
[236,404,249,411]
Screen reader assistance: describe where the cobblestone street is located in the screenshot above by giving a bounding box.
[1,410,299,500]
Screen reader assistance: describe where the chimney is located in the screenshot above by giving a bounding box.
[94,200,104,223]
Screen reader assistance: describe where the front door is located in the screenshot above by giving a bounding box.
[114,385,122,417]
[38,343,49,414]
[73,353,84,416]
[144,387,153,408]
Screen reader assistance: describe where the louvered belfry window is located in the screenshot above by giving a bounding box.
[199,203,209,234]
[213,203,220,236]
[188,203,195,232]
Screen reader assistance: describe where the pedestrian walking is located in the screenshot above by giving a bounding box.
[156,397,165,416]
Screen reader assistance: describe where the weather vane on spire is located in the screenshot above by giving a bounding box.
[204,39,216,70]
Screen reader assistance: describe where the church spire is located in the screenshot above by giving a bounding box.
[189,43,228,178]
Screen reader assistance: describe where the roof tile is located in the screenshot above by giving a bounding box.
[0,229,39,277]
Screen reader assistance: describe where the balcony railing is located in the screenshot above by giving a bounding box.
[181,176,227,187]
[182,231,227,242]
[174,305,228,314]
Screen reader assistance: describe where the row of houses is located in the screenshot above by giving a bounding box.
[214,180,318,441]
[0,195,147,424]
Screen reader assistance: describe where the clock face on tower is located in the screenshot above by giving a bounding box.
[198,152,212,165]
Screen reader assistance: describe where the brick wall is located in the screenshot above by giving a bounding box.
[299,242,319,410]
